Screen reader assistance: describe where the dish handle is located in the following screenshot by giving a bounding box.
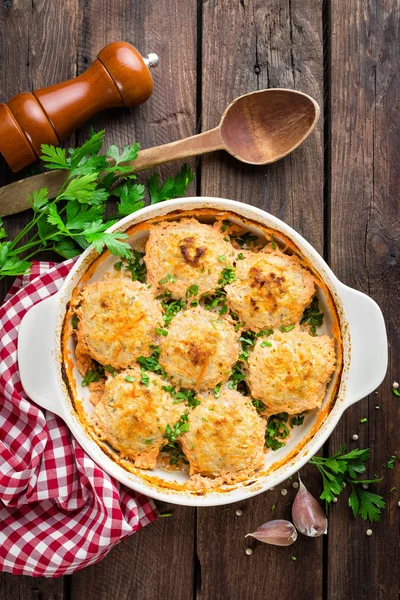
[339,284,388,407]
[18,294,65,418]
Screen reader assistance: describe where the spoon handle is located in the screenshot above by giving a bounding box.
[132,127,224,172]
[0,128,225,217]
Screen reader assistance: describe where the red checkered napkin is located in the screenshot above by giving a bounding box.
[0,260,157,577]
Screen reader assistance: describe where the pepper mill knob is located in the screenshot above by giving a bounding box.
[0,41,157,173]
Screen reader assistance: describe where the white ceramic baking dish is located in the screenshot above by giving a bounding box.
[18,198,388,506]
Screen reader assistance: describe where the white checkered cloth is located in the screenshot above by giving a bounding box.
[0,260,156,577]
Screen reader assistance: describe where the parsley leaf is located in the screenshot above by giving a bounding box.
[310,445,385,521]
[40,145,69,170]
[114,183,146,216]
[85,231,132,258]
[147,163,194,204]
[29,188,49,211]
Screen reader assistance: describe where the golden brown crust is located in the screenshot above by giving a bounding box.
[158,306,239,390]
[225,249,315,331]
[181,388,265,483]
[77,279,163,369]
[144,218,236,298]
[91,368,182,468]
[248,327,336,414]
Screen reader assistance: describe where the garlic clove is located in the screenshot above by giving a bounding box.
[245,519,298,546]
[292,476,328,537]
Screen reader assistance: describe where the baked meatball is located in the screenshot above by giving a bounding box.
[225,250,315,331]
[144,218,235,298]
[158,306,239,390]
[77,279,163,369]
[181,388,265,478]
[92,368,182,469]
[248,327,336,414]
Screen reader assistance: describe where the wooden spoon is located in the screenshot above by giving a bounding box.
[0,89,319,216]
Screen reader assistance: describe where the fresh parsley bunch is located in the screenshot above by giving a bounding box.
[310,445,386,522]
[0,130,193,280]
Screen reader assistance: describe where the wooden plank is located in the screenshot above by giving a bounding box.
[69,1,197,598]
[0,0,76,595]
[197,1,324,599]
[0,576,65,600]
[0,0,78,300]
[328,1,400,598]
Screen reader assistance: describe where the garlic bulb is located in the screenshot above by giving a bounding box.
[246,520,298,546]
[292,476,328,537]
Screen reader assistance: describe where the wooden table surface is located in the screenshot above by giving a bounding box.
[0,1,399,599]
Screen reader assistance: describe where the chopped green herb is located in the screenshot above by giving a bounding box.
[237,252,244,260]
[81,366,104,386]
[158,513,172,517]
[71,314,79,329]
[389,487,396,493]
[218,266,236,285]
[231,231,259,248]
[165,411,190,444]
[290,413,306,427]
[124,375,136,383]
[360,418,368,424]
[162,297,186,326]
[218,255,226,262]
[161,440,189,466]
[228,362,247,390]
[159,273,177,285]
[392,387,400,397]
[140,368,150,387]
[167,386,201,408]
[103,365,116,376]
[279,324,295,333]
[252,399,265,413]
[265,413,290,450]
[144,438,154,445]
[114,249,146,282]
[156,327,168,336]
[238,330,257,361]
[137,348,166,378]
[221,220,232,232]
[291,556,296,561]
[260,341,272,348]
[214,383,222,398]
[271,504,276,511]
[186,284,199,298]
[203,287,228,315]
[385,455,397,469]
[257,328,274,337]
[301,297,324,336]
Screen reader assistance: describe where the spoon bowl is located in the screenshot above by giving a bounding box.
[219,89,320,165]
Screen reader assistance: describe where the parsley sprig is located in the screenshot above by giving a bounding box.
[0,130,193,280]
[310,446,385,522]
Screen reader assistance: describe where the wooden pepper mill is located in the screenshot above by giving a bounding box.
[0,42,158,172]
